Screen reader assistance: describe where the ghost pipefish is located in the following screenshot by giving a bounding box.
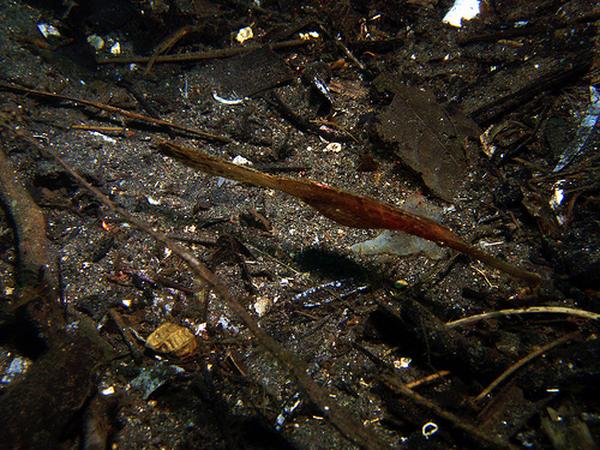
[158,141,542,285]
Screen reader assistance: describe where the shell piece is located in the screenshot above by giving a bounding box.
[146,322,198,359]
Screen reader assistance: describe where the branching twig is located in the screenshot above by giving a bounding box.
[144,25,202,75]
[108,308,144,363]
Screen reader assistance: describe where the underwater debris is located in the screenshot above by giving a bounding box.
[293,279,368,308]
[145,322,198,359]
[554,85,600,172]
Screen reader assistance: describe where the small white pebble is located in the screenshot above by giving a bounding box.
[235,26,254,44]
[147,196,161,206]
[324,142,342,153]
[101,386,116,396]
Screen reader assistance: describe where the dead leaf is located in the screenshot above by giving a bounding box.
[374,78,479,201]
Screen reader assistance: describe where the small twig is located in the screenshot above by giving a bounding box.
[355,343,512,448]
[152,273,199,294]
[57,254,67,320]
[225,351,247,377]
[381,374,517,450]
[244,242,304,277]
[108,308,144,363]
[405,370,451,390]
[265,92,354,143]
[254,163,310,173]
[316,23,366,71]
[446,306,600,329]
[0,82,231,143]
[334,38,366,71]
[474,332,579,403]
[144,25,202,75]
[167,234,218,247]
[309,118,361,143]
[471,264,498,289]
[97,39,309,65]
[71,124,127,133]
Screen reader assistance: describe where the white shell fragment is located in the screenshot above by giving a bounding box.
[212,92,245,105]
[549,180,567,226]
[549,181,565,210]
[1,356,31,385]
[443,0,480,28]
[89,131,117,144]
[253,296,272,317]
[235,26,254,44]
[324,142,342,153]
[217,316,240,334]
[480,125,497,158]
[422,421,439,438]
[109,42,121,55]
[232,155,253,166]
[275,393,302,431]
[393,357,412,369]
[299,31,320,40]
[37,23,61,39]
[101,386,116,396]
[146,195,161,206]
[217,155,253,186]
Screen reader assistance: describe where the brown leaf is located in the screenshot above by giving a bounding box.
[374,78,479,201]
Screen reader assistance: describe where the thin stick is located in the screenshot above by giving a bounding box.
[97,39,309,65]
[108,308,144,363]
[71,124,127,133]
[145,25,201,75]
[405,370,450,389]
[381,373,517,450]
[333,38,366,71]
[0,82,231,143]
[446,306,600,329]
[475,332,578,403]
[15,129,390,450]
